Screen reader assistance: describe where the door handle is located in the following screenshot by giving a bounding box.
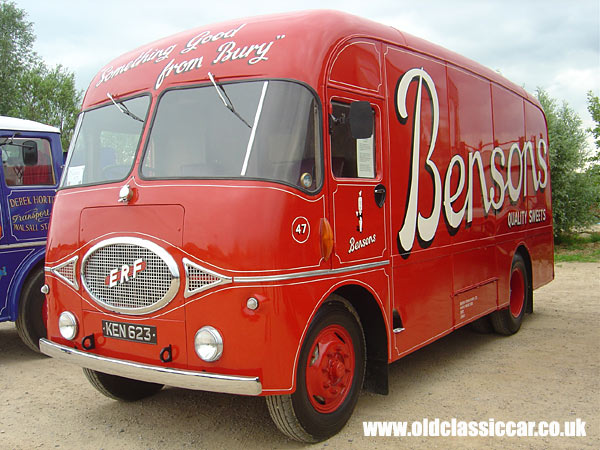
[374,184,386,208]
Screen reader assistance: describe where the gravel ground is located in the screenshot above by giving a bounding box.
[1,262,598,449]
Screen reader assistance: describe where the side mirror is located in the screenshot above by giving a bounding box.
[349,101,373,139]
[22,140,38,166]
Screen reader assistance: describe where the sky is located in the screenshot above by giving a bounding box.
[10,0,600,133]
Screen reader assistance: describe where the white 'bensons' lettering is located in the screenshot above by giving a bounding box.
[349,235,376,253]
[397,68,441,253]
[396,68,548,253]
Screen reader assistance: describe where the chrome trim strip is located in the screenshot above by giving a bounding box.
[0,240,46,249]
[40,339,262,396]
[46,255,79,290]
[80,236,180,315]
[234,260,390,283]
[182,258,232,298]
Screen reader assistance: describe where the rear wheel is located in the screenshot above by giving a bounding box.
[491,254,529,335]
[15,268,47,352]
[83,368,164,401]
[266,298,365,442]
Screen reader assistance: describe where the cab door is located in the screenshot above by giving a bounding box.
[1,133,59,318]
[326,93,389,269]
[1,135,57,244]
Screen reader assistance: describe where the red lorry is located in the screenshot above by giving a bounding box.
[41,10,553,442]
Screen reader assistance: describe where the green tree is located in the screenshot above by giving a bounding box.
[537,88,597,238]
[587,91,600,152]
[11,63,82,148]
[0,1,82,149]
[586,91,600,217]
[0,0,36,114]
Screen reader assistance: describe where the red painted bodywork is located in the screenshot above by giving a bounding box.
[44,11,553,395]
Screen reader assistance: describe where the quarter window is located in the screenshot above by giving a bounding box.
[330,101,375,179]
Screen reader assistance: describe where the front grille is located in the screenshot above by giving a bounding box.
[57,262,76,284]
[81,237,179,315]
[183,258,231,298]
[187,266,221,291]
[49,256,79,289]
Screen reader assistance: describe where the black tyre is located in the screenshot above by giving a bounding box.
[83,368,164,401]
[266,297,366,443]
[15,268,47,352]
[491,254,529,335]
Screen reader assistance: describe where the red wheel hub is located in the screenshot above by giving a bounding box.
[305,324,355,413]
[509,267,525,318]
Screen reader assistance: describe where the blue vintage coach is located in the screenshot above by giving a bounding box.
[1,116,63,351]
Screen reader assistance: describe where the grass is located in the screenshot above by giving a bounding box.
[554,231,600,262]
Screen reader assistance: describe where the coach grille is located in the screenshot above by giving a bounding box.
[48,256,79,289]
[183,258,231,298]
[81,237,180,315]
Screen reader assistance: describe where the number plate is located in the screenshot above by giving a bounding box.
[102,320,157,344]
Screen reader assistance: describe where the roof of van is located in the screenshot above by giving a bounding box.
[84,10,538,109]
[0,116,60,134]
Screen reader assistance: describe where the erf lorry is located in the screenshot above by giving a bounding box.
[40,11,553,442]
[1,116,62,351]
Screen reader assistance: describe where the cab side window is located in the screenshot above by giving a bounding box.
[330,101,375,178]
[1,138,55,186]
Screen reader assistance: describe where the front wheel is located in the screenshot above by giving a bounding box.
[266,298,366,443]
[83,368,164,401]
[15,268,47,352]
[491,254,529,335]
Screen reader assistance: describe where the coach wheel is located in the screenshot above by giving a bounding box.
[83,368,164,401]
[266,298,366,442]
[15,268,47,352]
[491,254,528,335]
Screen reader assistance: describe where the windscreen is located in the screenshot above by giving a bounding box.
[62,95,150,187]
[141,80,322,192]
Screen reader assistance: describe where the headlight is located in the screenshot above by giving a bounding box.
[58,311,78,340]
[194,326,223,362]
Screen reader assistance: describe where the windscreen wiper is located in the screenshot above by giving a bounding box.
[208,72,252,128]
[107,93,144,123]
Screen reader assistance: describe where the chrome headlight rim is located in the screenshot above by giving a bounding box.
[194,326,223,362]
[58,311,78,340]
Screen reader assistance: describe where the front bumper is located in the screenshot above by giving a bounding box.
[40,339,262,396]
